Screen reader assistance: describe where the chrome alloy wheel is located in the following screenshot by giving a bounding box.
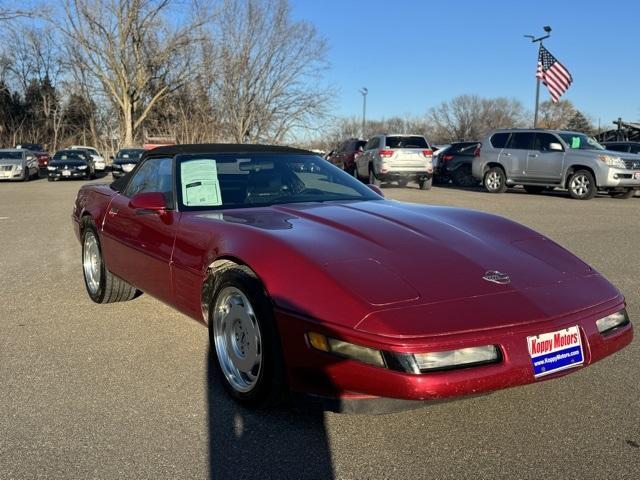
[213,286,263,393]
[570,174,590,197]
[83,230,101,294]
[486,171,502,190]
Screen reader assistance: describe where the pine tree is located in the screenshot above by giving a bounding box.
[566,111,593,134]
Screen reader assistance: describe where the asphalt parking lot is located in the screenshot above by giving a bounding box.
[0,176,638,479]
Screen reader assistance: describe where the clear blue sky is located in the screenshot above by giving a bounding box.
[291,0,640,128]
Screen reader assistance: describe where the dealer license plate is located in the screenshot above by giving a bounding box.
[527,325,584,378]
[62,170,71,177]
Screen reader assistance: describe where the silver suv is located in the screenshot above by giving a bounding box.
[472,129,640,199]
[355,134,434,189]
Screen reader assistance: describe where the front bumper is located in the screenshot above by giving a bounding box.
[598,167,640,188]
[0,166,26,180]
[48,169,88,179]
[275,299,632,405]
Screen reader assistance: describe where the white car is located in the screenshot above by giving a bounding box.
[70,145,106,171]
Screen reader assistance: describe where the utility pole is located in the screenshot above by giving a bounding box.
[359,87,368,138]
[524,26,552,128]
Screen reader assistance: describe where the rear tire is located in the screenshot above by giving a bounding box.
[81,217,140,303]
[483,166,507,193]
[209,265,286,408]
[452,166,476,187]
[419,177,433,190]
[23,169,30,182]
[610,189,634,199]
[567,170,596,200]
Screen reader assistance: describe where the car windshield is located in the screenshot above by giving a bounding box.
[385,136,429,149]
[53,151,86,161]
[0,152,23,160]
[559,133,605,150]
[177,153,380,210]
[116,149,144,161]
[15,144,42,151]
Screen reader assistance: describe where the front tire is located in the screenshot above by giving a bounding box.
[209,265,286,408]
[483,166,507,193]
[81,218,140,303]
[567,170,596,200]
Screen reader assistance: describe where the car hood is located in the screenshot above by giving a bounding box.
[204,200,619,336]
[50,160,87,167]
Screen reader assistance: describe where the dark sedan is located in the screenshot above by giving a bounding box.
[110,148,145,179]
[47,150,96,181]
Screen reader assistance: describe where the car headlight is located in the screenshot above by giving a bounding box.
[307,333,385,367]
[413,345,500,372]
[47,166,57,171]
[598,155,626,169]
[596,309,630,335]
[77,165,88,170]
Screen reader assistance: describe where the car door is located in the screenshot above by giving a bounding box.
[101,156,179,303]
[527,132,564,181]
[359,137,378,176]
[499,132,534,179]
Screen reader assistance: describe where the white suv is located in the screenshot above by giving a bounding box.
[355,134,434,189]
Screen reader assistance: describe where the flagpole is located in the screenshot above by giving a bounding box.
[525,26,552,128]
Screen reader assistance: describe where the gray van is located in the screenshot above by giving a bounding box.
[472,129,640,199]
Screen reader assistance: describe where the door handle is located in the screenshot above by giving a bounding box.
[528,154,539,158]
[503,153,512,156]
[108,207,119,217]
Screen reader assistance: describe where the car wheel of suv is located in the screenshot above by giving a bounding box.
[368,166,381,187]
[209,265,286,408]
[567,170,596,200]
[609,188,634,199]
[483,167,507,193]
[81,217,140,303]
[419,178,432,190]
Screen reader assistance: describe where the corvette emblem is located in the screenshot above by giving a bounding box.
[483,270,511,284]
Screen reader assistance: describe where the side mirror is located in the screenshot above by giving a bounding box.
[367,184,384,197]
[549,142,563,152]
[129,192,167,213]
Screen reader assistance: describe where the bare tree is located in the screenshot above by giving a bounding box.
[61,0,210,145]
[537,100,576,129]
[427,95,528,143]
[210,0,332,143]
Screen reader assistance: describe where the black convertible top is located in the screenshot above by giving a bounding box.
[143,143,314,158]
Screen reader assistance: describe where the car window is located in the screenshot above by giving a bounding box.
[53,151,86,161]
[365,137,379,150]
[533,133,561,152]
[490,133,510,148]
[558,133,605,150]
[355,140,367,151]
[385,136,429,149]
[604,144,628,153]
[0,151,23,159]
[123,157,174,207]
[629,145,640,154]
[506,132,534,150]
[176,153,380,210]
[452,143,479,154]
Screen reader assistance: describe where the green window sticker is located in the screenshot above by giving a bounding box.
[571,137,581,149]
[181,159,222,207]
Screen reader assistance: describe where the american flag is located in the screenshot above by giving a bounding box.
[536,45,573,103]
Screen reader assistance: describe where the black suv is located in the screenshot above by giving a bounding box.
[434,141,480,187]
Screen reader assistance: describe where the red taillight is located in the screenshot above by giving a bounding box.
[442,154,454,161]
[422,149,433,157]
[474,147,481,157]
[379,149,394,158]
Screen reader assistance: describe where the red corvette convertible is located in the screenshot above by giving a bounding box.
[72,144,632,412]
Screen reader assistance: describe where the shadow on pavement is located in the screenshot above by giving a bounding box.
[206,348,335,480]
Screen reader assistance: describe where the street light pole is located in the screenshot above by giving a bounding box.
[359,87,368,138]
[524,26,551,128]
